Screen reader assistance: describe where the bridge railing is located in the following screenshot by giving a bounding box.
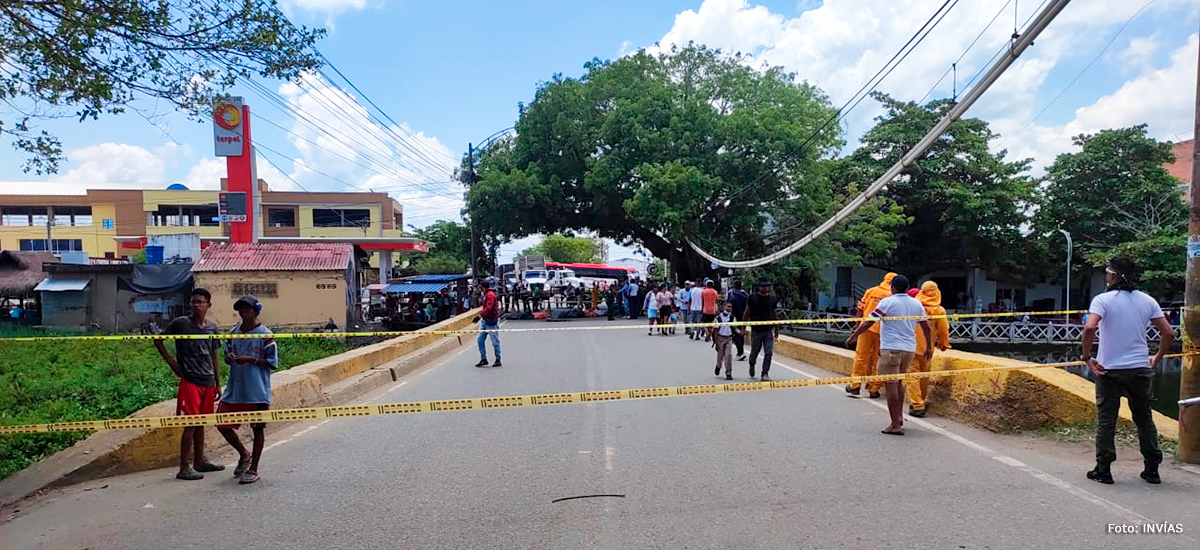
[785,311,1179,344]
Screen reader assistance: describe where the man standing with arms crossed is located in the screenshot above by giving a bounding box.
[743,277,778,380]
[475,277,502,368]
[1082,257,1172,485]
[154,288,225,480]
[845,275,932,435]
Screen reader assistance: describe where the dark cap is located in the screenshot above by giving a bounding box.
[755,277,772,287]
[233,295,261,311]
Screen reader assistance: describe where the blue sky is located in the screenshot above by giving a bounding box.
[2,0,1198,262]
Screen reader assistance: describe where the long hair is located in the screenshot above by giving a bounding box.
[1107,256,1139,292]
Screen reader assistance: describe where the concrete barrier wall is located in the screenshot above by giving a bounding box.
[775,336,1180,439]
[0,309,480,505]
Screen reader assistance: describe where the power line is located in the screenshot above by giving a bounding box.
[919,0,1013,104]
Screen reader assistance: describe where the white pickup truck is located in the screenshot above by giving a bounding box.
[522,268,585,290]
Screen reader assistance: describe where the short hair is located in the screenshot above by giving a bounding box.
[1108,256,1140,290]
[480,279,491,289]
[190,288,211,302]
[891,275,910,294]
[733,280,743,289]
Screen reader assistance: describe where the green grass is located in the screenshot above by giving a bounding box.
[0,328,350,480]
[1032,421,1179,456]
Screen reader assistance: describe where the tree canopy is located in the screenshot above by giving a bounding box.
[467,45,902,281]
[1035,126,1186,298]
[409,220,495,275]
[0,0,325,174]
[521,233,602,263]
[833,93,1035,281]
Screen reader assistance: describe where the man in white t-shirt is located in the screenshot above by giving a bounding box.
[846,275,931,436]
[688,280,706,341]
[1081,257,1173,485]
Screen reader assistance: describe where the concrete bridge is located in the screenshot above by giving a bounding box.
[1,317,1197,549]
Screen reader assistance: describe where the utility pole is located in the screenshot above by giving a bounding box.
[467,142,480,280]
[1181,28,1200,464]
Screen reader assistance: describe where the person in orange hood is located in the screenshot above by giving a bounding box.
[906,281,951,417]
[845,272,896,398]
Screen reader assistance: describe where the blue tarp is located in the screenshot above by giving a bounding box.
[385,282,450,294]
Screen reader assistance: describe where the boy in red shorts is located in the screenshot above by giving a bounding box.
[216,295,278,484]
[154,288,224,480]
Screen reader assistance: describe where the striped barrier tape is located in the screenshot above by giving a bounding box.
[3,353,1189,436]
[0,309,1092,342]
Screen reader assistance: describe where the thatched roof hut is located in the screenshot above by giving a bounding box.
[0,250,58,297]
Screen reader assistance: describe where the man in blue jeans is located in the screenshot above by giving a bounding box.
[474,277,502,368]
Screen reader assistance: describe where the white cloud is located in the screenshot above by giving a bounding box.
[54,143,167,184]
[1116,34,1162,71]
[996,32,1198,173]
[652,0,1193,147]
[180,158,225,190]
[282,0,370,16]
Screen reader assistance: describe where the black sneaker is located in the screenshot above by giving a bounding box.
[475,359,490,368]
[868,391,881,399]
[1087,467,1114,485]
[737,354,747,361]
[492,359,502,368]
[725,374,733,380]
[1140,466,1161,484]
[845,386,860,396]
[760,374,771,381]
[909,408,927,418]
[715,364,721,376]
[749,365,756,378]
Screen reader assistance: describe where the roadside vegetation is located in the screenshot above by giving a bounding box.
[0,329,349,480]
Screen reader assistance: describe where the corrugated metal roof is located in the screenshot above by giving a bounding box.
[404,274,468,282]
[193,243,353,272]
[385,282,449,294]
[35,278,91,292]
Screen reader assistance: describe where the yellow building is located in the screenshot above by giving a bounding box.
[0,181,407,264]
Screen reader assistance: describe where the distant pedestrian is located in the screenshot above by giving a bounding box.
[688,280,705,341]
[743,277,779,380]
[154,288,224,481]
[622,279,640,320]
[727,280,749,361]
[1082,257,1172,485]
[216,295,278,485]
[645,285,659,336]
[678,281,694,335]
[657,284,675,335]
[474,278,502,368]
[712,301,741,380]
[845,275,932,436]
[700,279,719,343]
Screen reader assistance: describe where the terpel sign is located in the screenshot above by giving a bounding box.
[213,97,244,157]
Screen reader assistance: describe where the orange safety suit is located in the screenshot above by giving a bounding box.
[906,281,951,411]
[850,272,896,392]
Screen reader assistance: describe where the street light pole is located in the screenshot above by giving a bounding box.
[1057,229,1072,321]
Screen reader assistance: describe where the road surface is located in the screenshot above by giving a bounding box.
[3,319,1198,549]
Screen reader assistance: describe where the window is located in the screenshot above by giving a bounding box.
[20,239,84,253]
[150,205,219,227]
[312,208,370,228]
[1,206,47,226]
[267,208,296,227]
[51,206,92,227]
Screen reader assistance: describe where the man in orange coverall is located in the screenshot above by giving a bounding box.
[906,281,951,417]
[846,272,896,398]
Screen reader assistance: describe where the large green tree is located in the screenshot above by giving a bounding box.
[1035,126,1186,299]
[467,45,900,282]
[833,93,1036,281]
[521,233,602,263]
[409,220,497,275]
[0,0,325,174]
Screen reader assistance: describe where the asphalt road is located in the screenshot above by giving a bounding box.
[3,319,1199,549]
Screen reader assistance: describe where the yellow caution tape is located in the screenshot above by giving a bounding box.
[5,354,1184,436]
[0,309,1089,342]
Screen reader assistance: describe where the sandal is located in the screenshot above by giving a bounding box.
[234,457,252,477]
[881,429,905,436]
[194,462,225,473]
[238,471,260,484]
[176,469,204,481]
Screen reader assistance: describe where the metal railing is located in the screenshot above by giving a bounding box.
[787,311,1180,344]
